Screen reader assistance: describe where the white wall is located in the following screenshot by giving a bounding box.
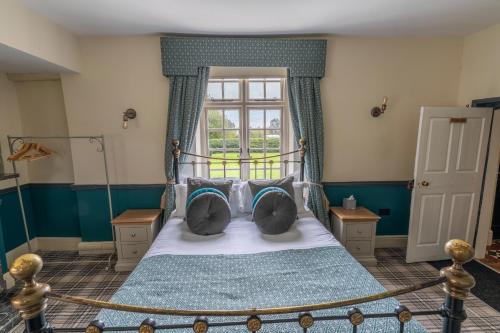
[58,35,465,185]
[13,78,74,183]
[322,36,463,181]
[0,74,28,190]
[457,24,500,104]
[0,0,81,73]
[61,36,168,185]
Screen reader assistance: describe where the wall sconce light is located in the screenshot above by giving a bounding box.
[371,96,388,117]
[122,108,137,129]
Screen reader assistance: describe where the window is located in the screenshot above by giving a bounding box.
[202,77,288,180]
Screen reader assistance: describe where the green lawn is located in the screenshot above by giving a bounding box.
[208,151,282,179]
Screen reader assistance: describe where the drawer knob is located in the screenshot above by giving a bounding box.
[133,250,138,254]
[131,233,136,238]
[357,230,362,234]
[356,246,361,250]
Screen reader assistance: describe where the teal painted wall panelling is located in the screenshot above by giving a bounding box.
[112,186,165,212]
[74,185,164,242]
[0,184,164,271]
[323,182,412,235]
[0,187,36,272]
[30,184,80,237]
[0,218,6,273]
[75,188,112,242]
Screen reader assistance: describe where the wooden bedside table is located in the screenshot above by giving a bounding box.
[112,209,161,272]
[330,207,380,266]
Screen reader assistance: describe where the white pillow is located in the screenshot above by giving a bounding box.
[239,181,253,213]
[240,180,309,214]
[171,184,188,217]
[293,182,309,214]
[229,184,242,217]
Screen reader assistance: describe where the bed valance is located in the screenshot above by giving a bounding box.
[160,37,327,77]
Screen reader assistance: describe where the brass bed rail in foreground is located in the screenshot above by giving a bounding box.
[10,239,475,333]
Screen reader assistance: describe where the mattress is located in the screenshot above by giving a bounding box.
[145,212,339,258]
[97,214,427,333]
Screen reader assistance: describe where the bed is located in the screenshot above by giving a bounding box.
[95,211,427,332]
[8,139,476,333]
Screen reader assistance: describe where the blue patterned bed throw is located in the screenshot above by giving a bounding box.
[98,247,427,332]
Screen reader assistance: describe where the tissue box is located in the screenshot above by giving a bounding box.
[343,197,357,210]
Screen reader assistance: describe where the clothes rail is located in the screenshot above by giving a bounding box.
[6,135,116,269]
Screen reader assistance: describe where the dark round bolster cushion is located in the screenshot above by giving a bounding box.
[252,187,297,235]
[186,189,231,235]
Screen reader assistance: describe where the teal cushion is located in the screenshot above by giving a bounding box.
[252,187,287,210]
[252,187,297,235]
[186,187,226,209]
[186,187,231,235]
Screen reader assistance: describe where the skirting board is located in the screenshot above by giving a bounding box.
[375,235,407,249]
[5,236,405,260]
[3,237,81,289]
[36,237,81,252]
[5,237,81,266]
[78,241,114,255]
[77,237,405,255]
[3,271,15,289]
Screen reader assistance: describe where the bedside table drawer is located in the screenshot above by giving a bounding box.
[119,226,149,242]
[346,223,373,240]
[120,242,149,259]
[346,240,372,256]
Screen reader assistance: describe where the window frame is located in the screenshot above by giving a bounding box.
[246,78,284,102]
[206,78,242,102]
[201,76,289,180]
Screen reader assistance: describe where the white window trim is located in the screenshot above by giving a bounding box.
[198,76,290,180]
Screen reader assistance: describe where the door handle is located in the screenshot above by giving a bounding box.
[418,180,430,187]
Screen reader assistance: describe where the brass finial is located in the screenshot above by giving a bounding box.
[395,305,412,323]
[246,315,262,332]
[9,253,51,319]
[299,138,306,158]
[193,317,208,333]
[440,239,476,300]
[348,308,364,326]
[298,313,314,329]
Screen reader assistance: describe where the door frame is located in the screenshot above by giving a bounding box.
[471,97,500,259]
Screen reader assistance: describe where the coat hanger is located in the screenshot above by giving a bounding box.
[7,143,33,161]
[7,142,57,161]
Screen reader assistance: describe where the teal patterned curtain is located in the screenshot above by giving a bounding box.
[160,37,328,222]
[164,67,210,217]
[287,69,329,226]
[160,37,326,77]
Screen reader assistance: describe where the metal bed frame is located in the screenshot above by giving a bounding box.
[7,139,477,333]
[9,239,476,333]
[171,138,306,184]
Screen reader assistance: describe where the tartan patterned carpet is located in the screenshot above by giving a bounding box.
[6,248,500,332]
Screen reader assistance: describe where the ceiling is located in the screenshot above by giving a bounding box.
[23,0,500,36]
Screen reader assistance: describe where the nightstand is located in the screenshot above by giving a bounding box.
[330,207,380,266]
[112,209,161,272]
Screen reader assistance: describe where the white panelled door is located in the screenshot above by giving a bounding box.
[406,107,492,263]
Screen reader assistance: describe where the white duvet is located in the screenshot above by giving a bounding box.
[144,211,339,258]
